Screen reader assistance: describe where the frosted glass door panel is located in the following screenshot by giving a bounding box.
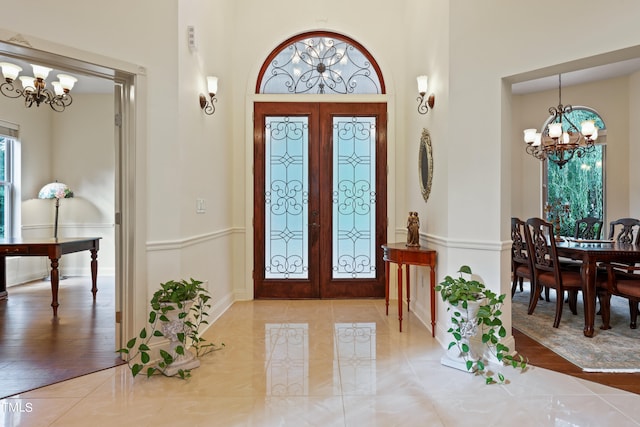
[332,117,376,279]
[265,117,309,279]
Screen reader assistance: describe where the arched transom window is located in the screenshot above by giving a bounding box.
[257,31,385,95]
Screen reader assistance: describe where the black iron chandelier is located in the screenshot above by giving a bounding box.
[0,62,77,112]
[522,74,598,168]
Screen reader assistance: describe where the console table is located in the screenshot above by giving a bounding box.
[0,237,101,316]
[381,243,437,334]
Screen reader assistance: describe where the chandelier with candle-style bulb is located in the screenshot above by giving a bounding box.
[0,62,78,112]
[523,74,598,168]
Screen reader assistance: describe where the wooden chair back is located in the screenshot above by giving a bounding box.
[573,217,603,240]
[511,217,531,267]
[608,218,640,245]
[526,218,560,272]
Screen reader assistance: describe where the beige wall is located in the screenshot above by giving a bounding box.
[630,71,640,216]
[1,92,115,284]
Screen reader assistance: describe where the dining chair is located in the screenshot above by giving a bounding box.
[511,217,535,298]
[602,263,640,329]
[561,217,603,274]
[574,217,603,240]
[525,217,607,328]
[608,218,640,245]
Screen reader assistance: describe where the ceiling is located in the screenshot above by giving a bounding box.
[511,57,640,95]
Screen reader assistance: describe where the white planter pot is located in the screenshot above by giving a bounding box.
[440,299,486,372]
[159,300,200,376]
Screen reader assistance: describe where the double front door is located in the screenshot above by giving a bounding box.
[253,102,387,298]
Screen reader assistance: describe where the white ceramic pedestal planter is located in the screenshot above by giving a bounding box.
[159,301,200,376]
[440,299,486,372]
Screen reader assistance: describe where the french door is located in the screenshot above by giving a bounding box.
[254,102,387,299]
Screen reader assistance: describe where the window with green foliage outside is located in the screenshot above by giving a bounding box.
[544,108,605,237]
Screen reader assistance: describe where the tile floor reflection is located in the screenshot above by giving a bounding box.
[2,299,640,426]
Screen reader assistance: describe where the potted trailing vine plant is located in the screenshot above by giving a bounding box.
[435,265,527,384]
[116,278,223,379]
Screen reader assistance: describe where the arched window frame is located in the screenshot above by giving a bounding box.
[543,106,607,236]
[256,31,385,95]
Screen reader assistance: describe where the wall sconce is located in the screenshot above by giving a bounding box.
[199,76,218,115]
[416,75,435,115]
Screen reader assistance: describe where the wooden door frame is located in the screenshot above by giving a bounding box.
[253,102,387,299]
[253,102,320,298]
[317,102,387,298]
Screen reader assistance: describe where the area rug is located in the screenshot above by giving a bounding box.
[511,289,640,372]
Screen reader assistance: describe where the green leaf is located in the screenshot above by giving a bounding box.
[141,352,150,364]
[131,364,142,377]
[465,360,473,371]
[159,349,174,365]
[459,265,472,275]
[139,328,147,339]
[126,338,137,349]
[139,343,150,351]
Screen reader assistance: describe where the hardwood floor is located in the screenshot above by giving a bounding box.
[513,328,640,394]
[0,276,122,399]
[1,279,637,398]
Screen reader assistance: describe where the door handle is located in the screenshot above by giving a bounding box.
[310,222,320,228]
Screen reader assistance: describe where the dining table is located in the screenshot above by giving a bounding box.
[555,238,640,337]
[0,237,101,316]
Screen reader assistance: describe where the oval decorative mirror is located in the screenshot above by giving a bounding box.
[419,128,433,203]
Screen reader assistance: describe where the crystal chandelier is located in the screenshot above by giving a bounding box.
[0,62,77,112]
[522,74,598,168]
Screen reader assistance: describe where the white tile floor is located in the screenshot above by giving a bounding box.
[2,299,640,426]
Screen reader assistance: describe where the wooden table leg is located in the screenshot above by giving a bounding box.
[430,265,436,337]
[49,257,60,316]
[406,264,411,312]
[398,263,403,332]
[90,248,98,300]
[581,259,597,337]
[385,260,390,315]
[0,256,7,301]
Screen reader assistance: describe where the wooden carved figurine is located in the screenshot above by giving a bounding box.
[406,211,420,247]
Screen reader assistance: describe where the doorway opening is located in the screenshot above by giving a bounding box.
[0,39,137,396]
[253,31,387,299]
